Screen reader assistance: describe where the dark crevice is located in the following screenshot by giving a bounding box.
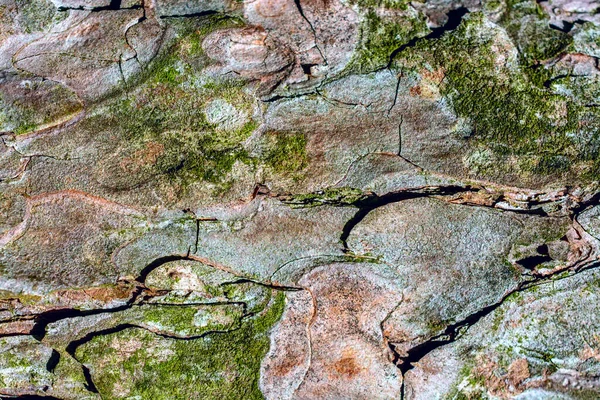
[260,89,320,103]
[65,323,136,357]
[30,305,131,342]
[45,350,60,373]
[194,219,200,254]
[340,206,380,251]
[400,379,406,400]
[394,294,512,375]
[391,256,600,389]
[220,278,303,292]
[301,63,318,76]
[429,7,470,38]
[292,0,327,64]
[19,252,234,341]
[135,254,193,284]
[63,325,141,394]
[81,364,99,393]
[386,7,470,68]
[340,186,473,250]
[56,0,141,11]
[537,244,550,255]
[572,188,600,216]
[387,189,600,387]
[516,254,553,269]
[28,255,177,341]
[549,20,575,33]
[388,74,402,115]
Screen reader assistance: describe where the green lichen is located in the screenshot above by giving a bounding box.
[136,304,243,336]
[138,14,244,88]
[573,23,600,58]
[264,132,309,176]
[93,73,255,192]
[77,292,286,399]
[500,0,572,64]
[396,12,600,183]
[347,0,410,10]
[73,14,257,194]
[347,8,429,74]
[16,0,67,34]
[444,362,488,400]
[0,338,54,391]
[0,290,42,305]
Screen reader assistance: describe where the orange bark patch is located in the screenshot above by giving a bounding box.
[120,142,165,173]
[507,358,530,387]
[333,348,363,378]
[421,67,445,85]
[409,85,422,96]
[0,320,35,335]
[270,349,306,376]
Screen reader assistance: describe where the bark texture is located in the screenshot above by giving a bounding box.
[1,0,600,398]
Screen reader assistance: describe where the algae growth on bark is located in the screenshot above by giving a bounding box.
[1,0,600,398]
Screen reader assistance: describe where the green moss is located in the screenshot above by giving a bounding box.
[264,132,308,176]
[347,0,410,10]
[78,14,314,195]
[0,290,42,304]
[94,71,256,192]
[89,14,258,191]
[140,14,244,88]
[1,349,34,369]
[347,9,429,74]
[444,362,488,400]
[500,0,572,63]
[138,304,244,336]
[573,24,600,58]
[396,12,600,182]
[16,0,66,34]
[152,56,184,86]
[340,253,383,264]
[77,292,286,399]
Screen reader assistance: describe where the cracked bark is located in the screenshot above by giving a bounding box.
[291,0,327,67]
[3,1,600,397]
[394,254,600,399]
[1,182,599,398]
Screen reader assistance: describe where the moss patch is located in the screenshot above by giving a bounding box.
[348,8,429,73]
[77,292,286,399]
[264,131,309,176]
[16,0,67,34]
[396,12,600,184]
[88,25,257,193]
[500,0,572,64]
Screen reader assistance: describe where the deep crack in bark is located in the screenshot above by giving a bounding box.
[393,232,600,399]
[292,0,327,66]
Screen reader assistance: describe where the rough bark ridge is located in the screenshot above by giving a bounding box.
[1,0,600,398]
